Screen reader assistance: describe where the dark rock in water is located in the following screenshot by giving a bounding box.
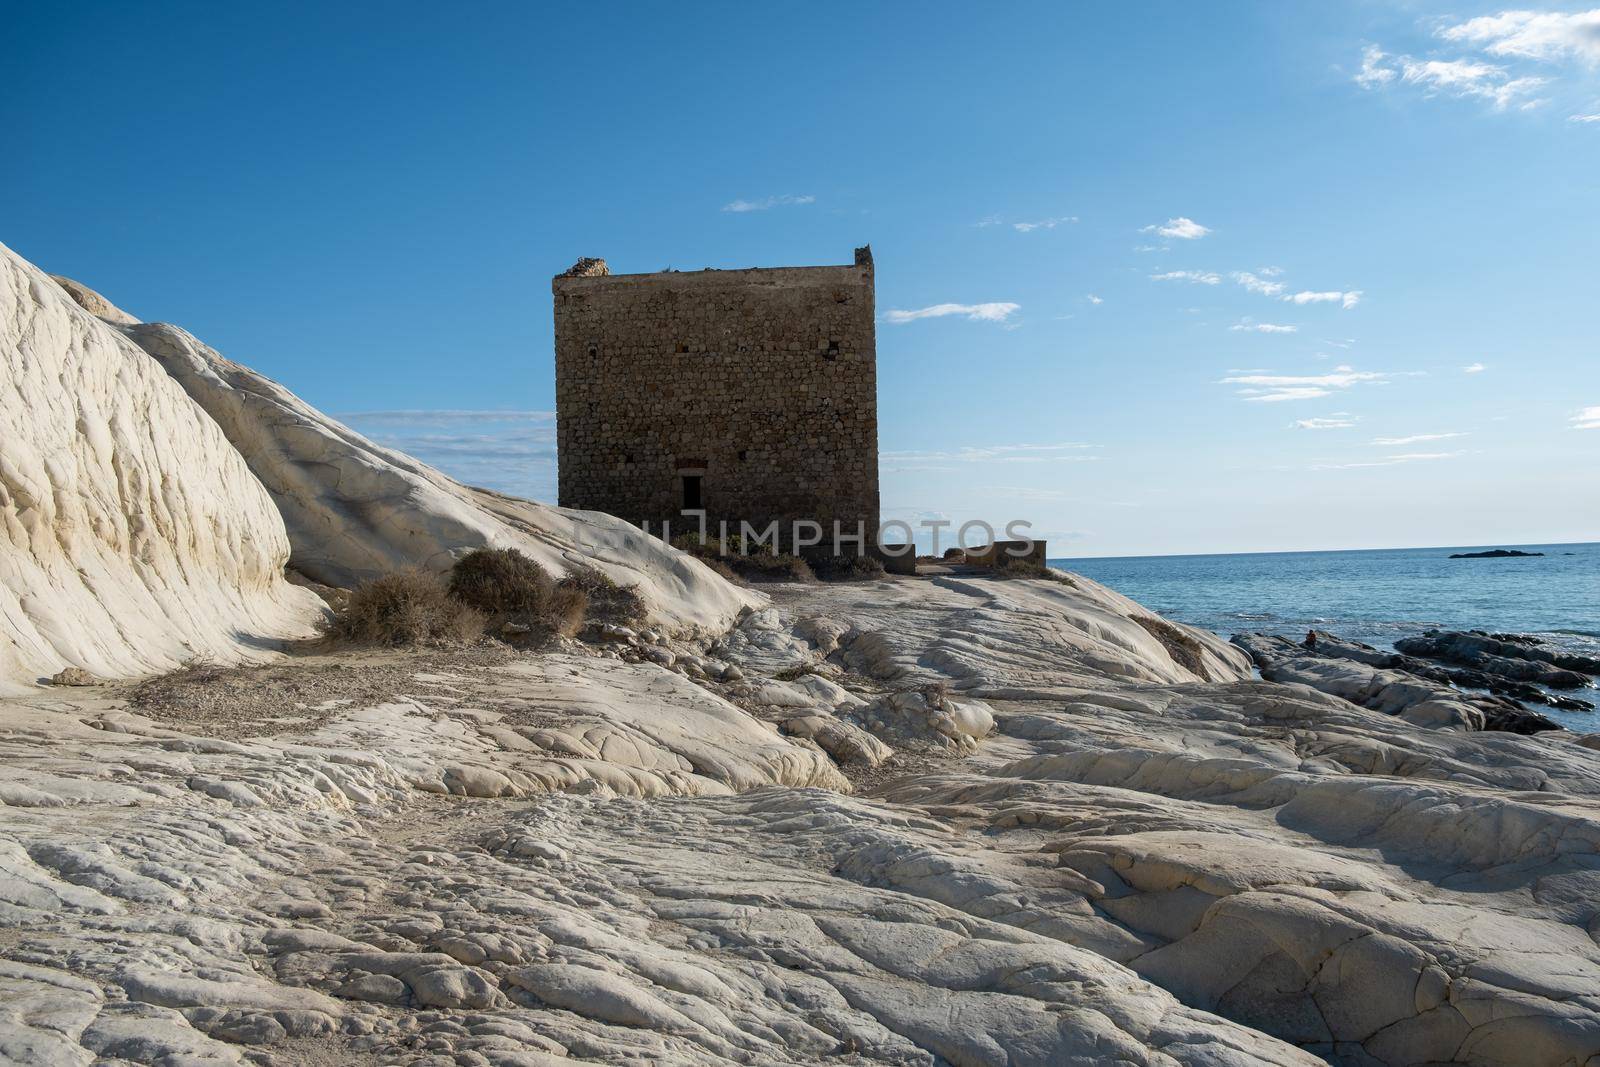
[1448,549,1544,558]
[1479,704,1562,735]
[1231,630,1568,735]
[1396,631,1598,687]
[1302,630,1593,712]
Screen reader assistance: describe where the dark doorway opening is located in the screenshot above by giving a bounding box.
[681,474,702,511]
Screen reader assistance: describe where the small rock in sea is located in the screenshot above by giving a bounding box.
[1447,548,1544,558]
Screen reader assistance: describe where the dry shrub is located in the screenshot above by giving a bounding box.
[669,533,815,583]
[1133,615,1209,679]
[562,566,646,624]
[448,547,555,614]
[327,570,485,647]
[994,558,1076,586]
[733,552,815,583]
[811,554,886,582]
[547,580,590,637]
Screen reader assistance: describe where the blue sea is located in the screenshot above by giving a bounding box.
[1052,542,1600,731]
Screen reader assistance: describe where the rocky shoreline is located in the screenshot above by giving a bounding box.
[8,242,1600,1066]
[1230,626,1595,736]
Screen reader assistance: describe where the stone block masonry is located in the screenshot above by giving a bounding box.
[553,247,879,552]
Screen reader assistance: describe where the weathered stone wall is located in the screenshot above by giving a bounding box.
[553,250,878,551]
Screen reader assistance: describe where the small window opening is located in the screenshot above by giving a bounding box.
[681,474,702,511]
[738,450,748,462]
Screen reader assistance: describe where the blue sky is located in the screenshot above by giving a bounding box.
[6,2,1597,556]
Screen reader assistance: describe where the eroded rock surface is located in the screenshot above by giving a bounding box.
[5,567,1599,1066]
[0,243,323,693]
[117,320,754,635]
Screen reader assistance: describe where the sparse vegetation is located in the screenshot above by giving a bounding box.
[810,554,886,582]
[560,565,647,624]
[670,532,816,583]
[546,579,590,637]
[994,558,1076,585]
[325,569,486,647]
[1133,614,1209,678]
[448,547,555,614]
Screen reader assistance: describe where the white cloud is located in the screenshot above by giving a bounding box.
[1294,416,1359,429]
[1311,451,1463,470]
[885,302,1020,324]
[975,213,1004,227]
[1143,217,1211,240]
[1013,216,1077,232]
[1357,44,1399,87]
[1230,320,1298,333]
[1284,289,1363,309]
[1371,432,1467,445]
[722,194,816,213]
[341,411,558,501]
[1220,365,1391,402]
[1150,270,1221,285]
[1233,270,1286,297]
[881,443,1098,465]
[1441,9,1600,64]
[1463,362,1487,373]
[337,409,555,424]
[1572,112,1600,122]
[1573,405,1600,429]
[1404,58,1547,109]
[1086,294,1103,305]
[1355,47,1547,110]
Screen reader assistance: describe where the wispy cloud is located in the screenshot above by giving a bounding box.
[1441,9,1600,64]
[1311,451,1463,470]
[1356,45,1548,110]
[1462,362,1487,374]
[1086,294,1104,305]
[1283,289,1363,309]
[1371,432,1467,445]
[1573,111,1600,122]
[340,410,558,501]
[1233,270,1286,297]
[722,194,816,213]
[336,409,555,424]
[885,302,1020,324]
[1013,216,1077,232]
[881,443,1098,466]
[1294,415,1359,430]
[1573,405,1600,430]
[1150,270,1221,285]
[1356,44,1399,88]
[1230,320,1298,333]
[1143,217,1211,240]
[1220,365,1391,402]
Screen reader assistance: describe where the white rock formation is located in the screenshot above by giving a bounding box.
[7,242,1600,1066]
[114,319,755,634]
[0,243,322,693]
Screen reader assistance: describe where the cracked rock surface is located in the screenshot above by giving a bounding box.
[4,571,1600,1065]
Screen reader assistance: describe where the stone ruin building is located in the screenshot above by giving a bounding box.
[552,247,879,555]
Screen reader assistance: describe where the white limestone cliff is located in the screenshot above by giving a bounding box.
[115,319,755,635]
[0,243,322,693]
